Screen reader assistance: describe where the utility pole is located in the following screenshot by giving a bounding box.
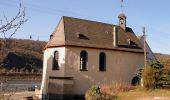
[142,27,147,67]
[141,27,147,87]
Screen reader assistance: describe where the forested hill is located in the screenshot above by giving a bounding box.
[0,38,47,72]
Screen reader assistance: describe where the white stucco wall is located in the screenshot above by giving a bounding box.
[65,47,144,94]
[40,46,144,97]
[40,47,65,96]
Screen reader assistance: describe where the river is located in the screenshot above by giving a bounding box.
[0,80,41,93]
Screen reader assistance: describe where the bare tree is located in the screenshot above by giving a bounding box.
[0,1,27,51]
[0,2,29,99]
[0,1,28,39]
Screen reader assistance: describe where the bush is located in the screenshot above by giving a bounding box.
[141,61,167,89]
[142,67,157,89]
[85,85,102,100]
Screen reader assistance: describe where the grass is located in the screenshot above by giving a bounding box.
[117,88,170,100]
[85,82,135,100]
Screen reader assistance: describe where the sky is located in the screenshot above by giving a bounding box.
[0,0,170,54]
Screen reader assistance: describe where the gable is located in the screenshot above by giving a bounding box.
[45,17,65,48]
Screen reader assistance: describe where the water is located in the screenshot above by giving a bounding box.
[0,80,41,93]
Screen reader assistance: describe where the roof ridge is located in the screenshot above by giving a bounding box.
[62,16,117,27]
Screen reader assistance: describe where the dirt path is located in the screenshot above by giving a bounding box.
[3,91,35,100]
[137,97,170,100]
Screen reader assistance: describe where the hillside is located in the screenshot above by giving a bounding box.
[0,38,46,73]
[155,53,170,72]
[155,53,170,61]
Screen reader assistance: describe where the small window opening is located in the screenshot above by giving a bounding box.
[77,33,89,40]
[127,39,137,46]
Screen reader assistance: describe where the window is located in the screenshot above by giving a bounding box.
[76,32,89,40]
[80,50,88,71]
[53,51,59,70]
[127,39,137,46]
[99,52,106,71]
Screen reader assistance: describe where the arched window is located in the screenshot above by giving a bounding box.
[131,76,140,86]
[99,52,106,71]
[53,51,59,70]
[80,50,88,71]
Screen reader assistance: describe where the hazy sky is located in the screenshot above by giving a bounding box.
[0,0,170,54]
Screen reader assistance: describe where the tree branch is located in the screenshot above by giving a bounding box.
[0,1,28,40]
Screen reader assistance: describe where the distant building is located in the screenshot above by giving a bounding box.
[40,13,154,99]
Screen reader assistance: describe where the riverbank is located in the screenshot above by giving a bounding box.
[0,73,42,81]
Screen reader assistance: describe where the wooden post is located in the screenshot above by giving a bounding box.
[143,27,147,67]
[141,27,146,87]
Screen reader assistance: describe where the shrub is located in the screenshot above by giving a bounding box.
[85,85,102,100]
[142,66,157,89]
[141,61,167,89]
